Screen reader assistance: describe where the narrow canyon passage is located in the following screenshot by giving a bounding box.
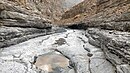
[0,28,115,73]
[1,0,130,73]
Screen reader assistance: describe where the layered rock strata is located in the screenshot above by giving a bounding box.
[87,28,130,73]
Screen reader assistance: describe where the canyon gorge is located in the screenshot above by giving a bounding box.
[0,0,130,73]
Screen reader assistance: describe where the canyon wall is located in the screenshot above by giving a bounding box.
[60,0,130,32]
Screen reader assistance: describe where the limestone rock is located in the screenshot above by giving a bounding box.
[87,28,130,72]
[0,29,116,73]
[59,0,130,32]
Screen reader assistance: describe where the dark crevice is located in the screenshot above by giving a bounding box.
[83,45,91,52]
[54,49,70,60]
[66,23,87,30]
[88,59,92,73]
[106,58,118,73]
[87,53,93,57]
[32,56,38,64]
[83,46,91,52]
[78,37,87,43]
[3,25,52,29]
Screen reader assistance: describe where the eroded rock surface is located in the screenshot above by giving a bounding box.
[59,0,130,32]
[0,0,52,48]
[87,28,130,73]
[0,29,118,73]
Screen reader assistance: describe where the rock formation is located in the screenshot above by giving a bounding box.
[59,0,130,31]
[0,0,130,73]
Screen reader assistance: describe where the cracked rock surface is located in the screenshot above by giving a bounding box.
[0,28,119,73]
[87,28,130,73]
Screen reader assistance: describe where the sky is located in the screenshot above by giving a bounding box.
[63,0,84,9]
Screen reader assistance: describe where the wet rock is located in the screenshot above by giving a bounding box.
[34,52,69,72]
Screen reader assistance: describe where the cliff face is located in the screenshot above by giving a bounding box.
[0,0,85,47]
[60,0,130,31]
[58,1,130,73]
[4,0,65,20]
[61,0,97,19]
[5,0,83,21]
